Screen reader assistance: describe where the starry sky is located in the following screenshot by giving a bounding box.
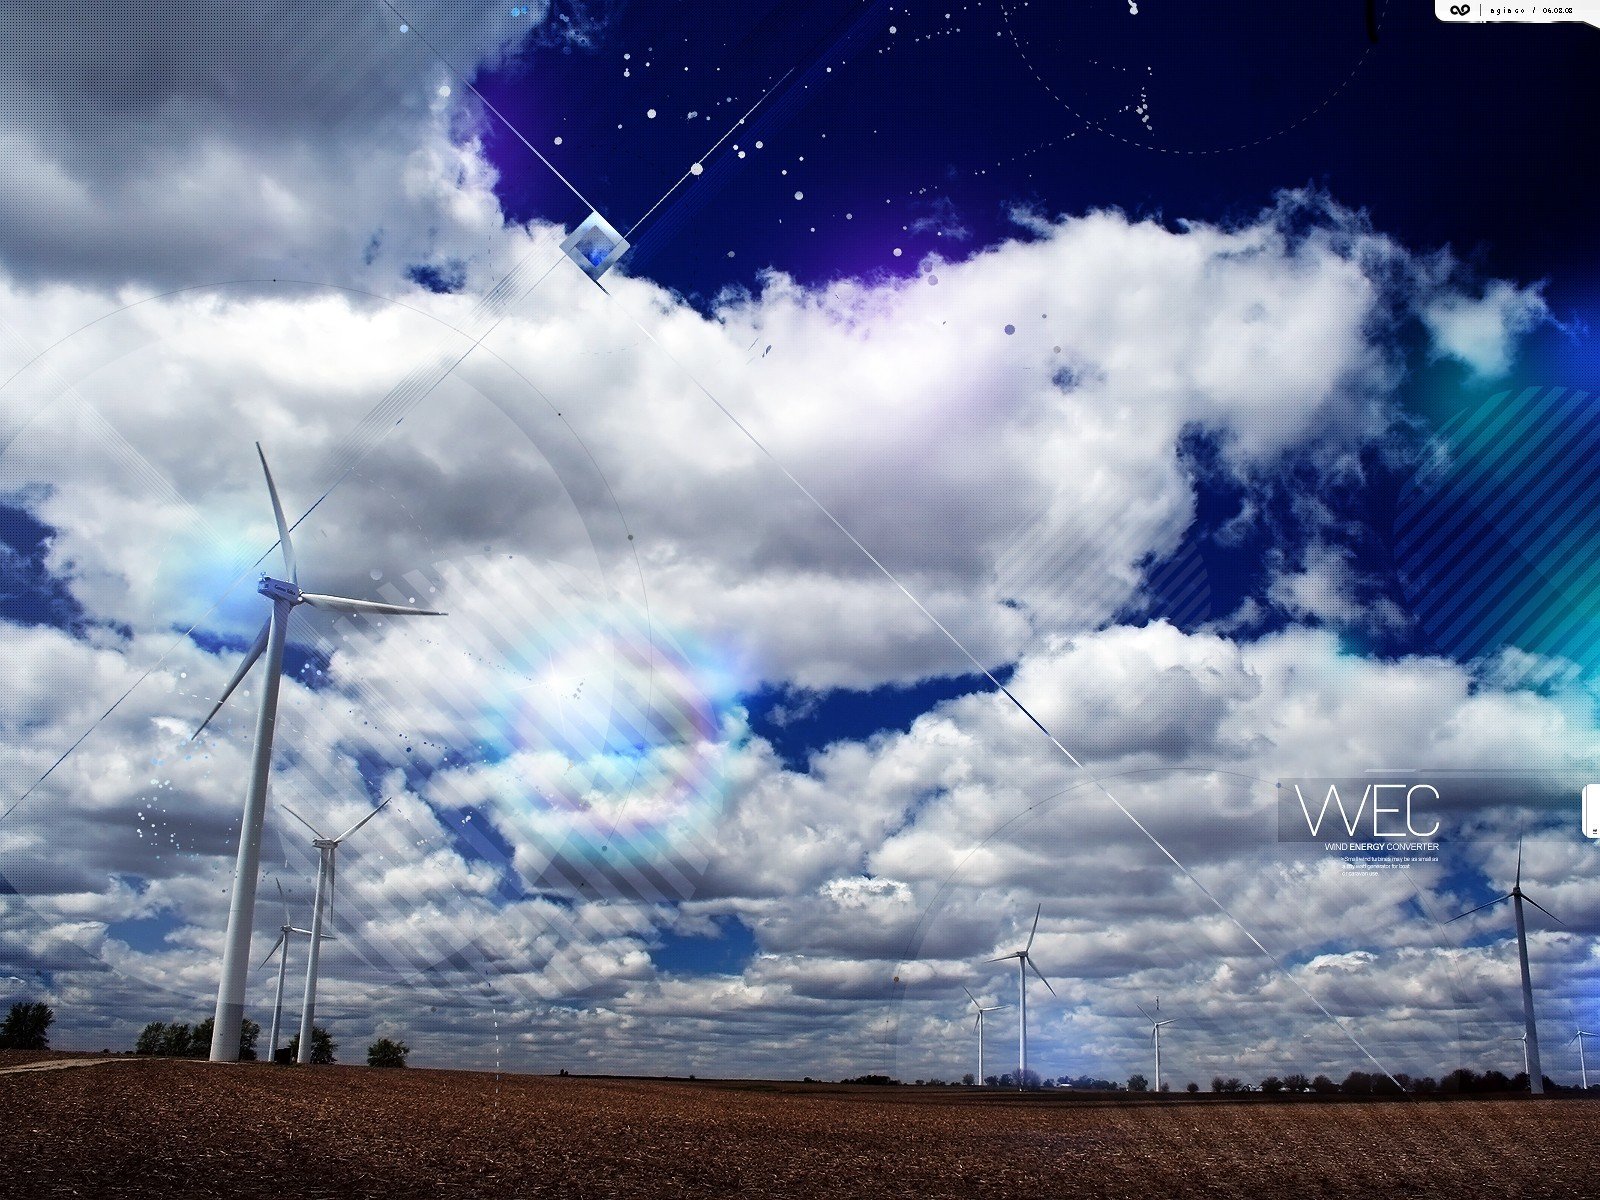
[1,0,1599,1088]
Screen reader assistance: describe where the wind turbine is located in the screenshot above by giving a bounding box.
[283,798,391,1065]
[1447,841,1562,1095]
[1510,1031,1530,1082]
[1138,999,1175,1094]
[987,904,1054,1089]
[962,986,1009,1085]
[1571,1029,1596,1091]
[197,443,444,1063]
[258,879,315,1062]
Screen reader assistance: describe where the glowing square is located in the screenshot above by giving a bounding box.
[561,212,629,281]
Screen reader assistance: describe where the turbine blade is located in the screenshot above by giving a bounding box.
[1026,903,1042,953]
[335,796,391,844]
[190,619,270,739]
[258,932,285,969]
[300,593,446,618]
[1516,837,1524,889]
[257,442,297,584]
[281,803,326,841]
[963,986,979,1008]
[1027,957,1056,996]
[974,1014,981,1031]
[276,877,290,928]
[985,953,1022,964]
[1521,893,1565,926]
[327,849,337,931]
[1445,894,1512,923]
[1136,1003,1153,1024]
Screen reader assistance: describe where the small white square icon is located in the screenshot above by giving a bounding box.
[1584,785,1600,839]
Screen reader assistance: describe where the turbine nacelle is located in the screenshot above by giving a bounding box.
[258,576,302,604]
[192,444,445,741]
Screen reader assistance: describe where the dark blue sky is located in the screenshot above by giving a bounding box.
[474,3,1600,315]
[465,3,1600,761]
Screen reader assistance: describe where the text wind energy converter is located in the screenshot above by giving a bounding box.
[195,444,445,1063]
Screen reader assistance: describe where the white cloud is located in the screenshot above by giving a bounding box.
[0,122,1586,1083]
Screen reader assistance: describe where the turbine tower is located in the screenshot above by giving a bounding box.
[987,904,1054,1089]
[1571,1030,1595,1091]
[258,879,314,1062]
[196,444,444,1062]
[284,798,391,1064]
[962,986,1008,1085]
[1138,999,1175,1093]
[1447,841,1562,1095]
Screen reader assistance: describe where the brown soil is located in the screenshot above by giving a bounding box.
[3,1056,1595,1199]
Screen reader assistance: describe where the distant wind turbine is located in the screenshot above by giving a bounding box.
[1510,1031,1530,1082]
[283,798,391,1064]
[1447,841,1562,1095]
[987,904,1054,1089]
[1137,999,1175,1093]
[258,879,315,1062]
[196,444,444,1063]
[962,986,1009,1085]
[1571,1029,1596,1091]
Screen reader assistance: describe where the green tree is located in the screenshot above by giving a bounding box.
[1260,1076,1284,1094]
[189,1017,259,1060]
[135,1022,168,1056]
[0,1001,55,1051]
[367,1037,410,1068]
[157,1022,194,1057]
[1127,1074,1149,1093]
[1185,1081,1199,1094]
[1283,1073,1311,1093]
[286,1027,337,1065]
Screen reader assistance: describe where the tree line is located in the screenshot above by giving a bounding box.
[2,999,406,1068]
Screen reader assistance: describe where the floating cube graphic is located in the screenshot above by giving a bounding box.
[560,212,629,281]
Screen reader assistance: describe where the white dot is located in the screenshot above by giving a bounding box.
[554,136,563,145]
[647,108,657,119]
[755,140,763,149]
[690,162,704,175]
[794,191,804,200]
[438,85,451,98]
[893,247,903,256]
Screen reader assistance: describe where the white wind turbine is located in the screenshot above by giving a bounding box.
[962,986,1009,1086]
[1447,841,1562,1095]
[1510,1031,1530,1082]
[283,798,391,1064]
[196,444,444,1063]
[987,904,1055,1089]
[1571,1029,1596,1091]
[258,879,316,1062]
[1137,999,1175,1094]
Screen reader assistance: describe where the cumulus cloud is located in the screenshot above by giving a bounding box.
[0,102,1587,1083]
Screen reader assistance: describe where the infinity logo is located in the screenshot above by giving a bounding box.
[1449,4,1470,13]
